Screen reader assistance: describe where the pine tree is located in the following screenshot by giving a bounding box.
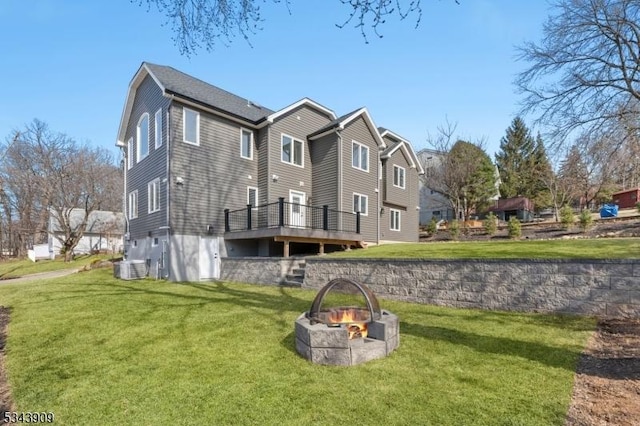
[530,133,554,210]
[495,117,536,199]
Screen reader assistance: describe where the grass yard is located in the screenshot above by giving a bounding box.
[0,254,116,280]
[0,269,594,425]
[330,238,640,259]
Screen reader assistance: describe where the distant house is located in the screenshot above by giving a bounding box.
[486,197,535,222]
[48,209,125,256]
[612,188,640,209]
[416,149,455,225]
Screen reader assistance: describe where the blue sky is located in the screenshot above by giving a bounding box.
[0,1,551,159]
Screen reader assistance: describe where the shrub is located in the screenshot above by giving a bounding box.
[636,201,640,213]
[507,216,522,239]
[448,220,460,240]
[426,217,438,237]
[578,209,593,232]
[559,205,575,230]
[483,212,498,237]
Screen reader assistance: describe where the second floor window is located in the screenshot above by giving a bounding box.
[282,134,303,167]
[353,193,368,216]
[137,113,149,162]
[155,109,163,149]
[127,137,133,170]
[148,179,160,213]
[128,190,138,219]
[352,141,369,172]
[241,129,253,159]
[183,107,200,145]
[393,165,406,189]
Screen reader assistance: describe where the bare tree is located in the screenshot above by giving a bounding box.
[1,120,121,260]
[516,0,640,149]
[135,0,457,55]
[558,131,620,210]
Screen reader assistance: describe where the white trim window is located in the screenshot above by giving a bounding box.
[390,209,401,231]
[155,109,163,149]
[148,178,161,213]
[393,165,406,189]
[352,141,369,172]
[127,137,134,170]
[128,190,138,219]
[183,107,200,145]
[137,113,149,162]
[353,193,368,216]
[152,237,159,247]
[281,134,303,167]
[241,128,253,159]
[247,186,258,209]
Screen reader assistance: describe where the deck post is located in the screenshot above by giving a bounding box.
[322,205,328,230]
[246,204,252,230]
[283,240,290,257]
[318,242,325,255]
[356,212,361,234]
[278,197,285,227]
[224,209,230,232]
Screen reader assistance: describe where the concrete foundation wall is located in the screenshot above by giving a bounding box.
[303,258,640,318]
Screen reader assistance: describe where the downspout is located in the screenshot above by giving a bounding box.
[377,157,381,245]
[165,105,171,279]
[122,146,129,259]
[336,129,343,217]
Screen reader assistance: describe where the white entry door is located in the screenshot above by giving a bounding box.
[199,236,220,280]
[289,190,306,228]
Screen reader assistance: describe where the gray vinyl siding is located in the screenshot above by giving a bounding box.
[310,133,338,209]
[384,148,411,207]
[257,127,270,205]
[380,149,420,242]
[124,74,170,241]
[340,117,380,242]
[267,106,332,203]
[169,103,258,236]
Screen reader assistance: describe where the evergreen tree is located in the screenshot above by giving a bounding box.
[495,117,536,199]
[529,133,554,210]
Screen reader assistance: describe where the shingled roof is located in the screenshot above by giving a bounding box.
[144,62,274,123]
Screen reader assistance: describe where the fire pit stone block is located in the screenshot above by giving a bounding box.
[294,310,399,366]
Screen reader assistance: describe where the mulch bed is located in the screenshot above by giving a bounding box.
[0,307,638,424]
[565,319,640,425]
[0,306,14,420]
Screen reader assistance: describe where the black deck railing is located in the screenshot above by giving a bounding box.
[224,197,361,234]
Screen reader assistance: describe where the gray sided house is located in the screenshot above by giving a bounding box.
[116,62,423,282]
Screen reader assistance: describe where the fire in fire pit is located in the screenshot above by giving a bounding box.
[295,278,399,366]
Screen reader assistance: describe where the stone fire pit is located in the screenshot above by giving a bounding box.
[295,278,399,366]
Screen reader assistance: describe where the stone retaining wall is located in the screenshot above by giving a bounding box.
[303,258,640,318]
[221,257,302,285]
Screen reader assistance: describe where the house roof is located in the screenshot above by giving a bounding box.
[308,107,386,148]
[379,128,425,175]
[262,97,336,125]
[117,62,274,145]
[49,209,125,234]
[487,197,534,212]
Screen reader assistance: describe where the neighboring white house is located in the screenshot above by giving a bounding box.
[48,209,125,256]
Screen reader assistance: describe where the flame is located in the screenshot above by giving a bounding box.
[327,308,368,339]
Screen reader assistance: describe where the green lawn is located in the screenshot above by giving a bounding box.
[0,270,594,425]
[0,254,116,280]
[330,238,640,259]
